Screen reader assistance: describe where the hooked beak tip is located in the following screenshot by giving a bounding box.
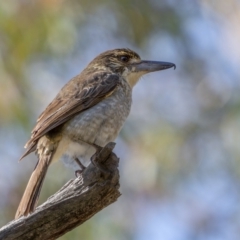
[163,63,176,70]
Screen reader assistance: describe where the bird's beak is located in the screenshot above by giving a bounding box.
[131,60,176,73]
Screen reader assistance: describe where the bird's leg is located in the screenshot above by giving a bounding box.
[90,142,103,152]
[74,157,86,177]
[79,139,103,152]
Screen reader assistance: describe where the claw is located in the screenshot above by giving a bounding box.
[74,157,86,177]
[75,170,83,177]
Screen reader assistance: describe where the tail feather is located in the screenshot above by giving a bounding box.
[19,142,37,161]
[15,153,52,219]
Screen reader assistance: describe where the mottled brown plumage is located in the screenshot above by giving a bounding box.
[15,48,175,219]
[21,72,121,159]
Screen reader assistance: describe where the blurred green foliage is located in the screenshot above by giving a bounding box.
[1,1,240,240]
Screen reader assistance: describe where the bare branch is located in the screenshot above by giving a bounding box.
[0,142,121,240]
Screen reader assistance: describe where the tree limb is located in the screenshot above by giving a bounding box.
[0,142,121,240]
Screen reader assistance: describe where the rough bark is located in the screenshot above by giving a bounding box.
[0,142,120,240]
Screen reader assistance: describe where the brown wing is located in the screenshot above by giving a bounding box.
[21,71,121,159]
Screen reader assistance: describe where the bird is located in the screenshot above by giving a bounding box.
[15,48,175,219]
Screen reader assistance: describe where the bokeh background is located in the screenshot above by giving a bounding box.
[1,0,240,239]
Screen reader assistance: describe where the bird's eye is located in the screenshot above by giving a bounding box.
[120,55,129,62]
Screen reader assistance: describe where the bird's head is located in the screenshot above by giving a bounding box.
[87,48,176,87]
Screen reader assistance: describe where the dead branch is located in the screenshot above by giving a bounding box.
[0,142,120,240]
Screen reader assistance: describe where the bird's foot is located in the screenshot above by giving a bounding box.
[75,169,84,177]
[74,157,86,177]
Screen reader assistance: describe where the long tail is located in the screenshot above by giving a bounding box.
[15,136,58,219]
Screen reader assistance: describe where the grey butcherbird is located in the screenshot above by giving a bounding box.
[15,48,175,219]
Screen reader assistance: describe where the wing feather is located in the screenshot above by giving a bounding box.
[21,72,121,159]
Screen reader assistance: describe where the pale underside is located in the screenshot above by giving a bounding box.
[53,69,143,170]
